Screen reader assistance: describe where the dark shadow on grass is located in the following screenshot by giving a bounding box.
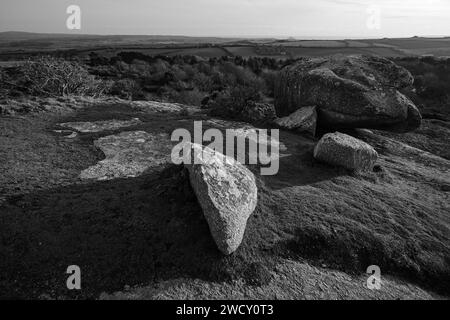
[271,226,450,296]
[260,132,348,190]
[0,165,265,299]
[264,152,348,190]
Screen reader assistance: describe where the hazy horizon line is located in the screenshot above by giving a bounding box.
[1,30,450,41]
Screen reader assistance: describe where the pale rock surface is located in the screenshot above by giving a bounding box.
[59,118,141,133]
[184,143,257,255]
[275,55,421,132]
[274,106,317,136]
[80,131,171,180]
[314,132,378,171]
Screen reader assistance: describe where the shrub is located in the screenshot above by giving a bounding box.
[110,78,145,100]
[395,57,450,102]
[260,70,278,97]
[0,67,28,98]
[20,56,109,97]
[192,72,214,92]
[166,88,205,106]
[208,84,263,119]
[240,101,277,124]
[0,69,10,98]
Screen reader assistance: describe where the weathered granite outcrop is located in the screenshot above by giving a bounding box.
[275,55,421,132]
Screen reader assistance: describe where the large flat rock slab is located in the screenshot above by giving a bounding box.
[59,118,141,133]
[130,101,199,115]
[80,131,172,180]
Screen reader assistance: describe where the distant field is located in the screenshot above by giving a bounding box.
[0,32,449,59]
[164,47,230,57]
[0,61,23,67]
[343,40,371,48]
[223,46,405,58]
[372,37,450,49]
[286,46,405,57]
[276,40,346,47]
[224,46,287,58]
[402,47,450,57]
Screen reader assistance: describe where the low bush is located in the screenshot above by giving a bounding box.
[110,78,145,100]
[19,56,110,97]
[394,56,450,119]
[88,53,279,112]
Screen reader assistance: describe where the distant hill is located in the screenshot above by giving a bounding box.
[0,31,242,43]
[0,31,450,58]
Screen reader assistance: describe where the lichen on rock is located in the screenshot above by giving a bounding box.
[183,143,258,255]
[314,132,378,172]
[80,131,172,180]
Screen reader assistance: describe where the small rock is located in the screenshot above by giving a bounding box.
[53,129,78,139]
[314,132,378,172]
[373,164,383,173]
[184,143,257,255]
[274,106,317,136]
[38,293,52,300]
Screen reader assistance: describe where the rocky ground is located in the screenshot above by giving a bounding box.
[0,97,448,300]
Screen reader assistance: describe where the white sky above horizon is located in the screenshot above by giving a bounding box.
[1,0,449,38]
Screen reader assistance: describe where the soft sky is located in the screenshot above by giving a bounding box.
[1,0,449,38]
